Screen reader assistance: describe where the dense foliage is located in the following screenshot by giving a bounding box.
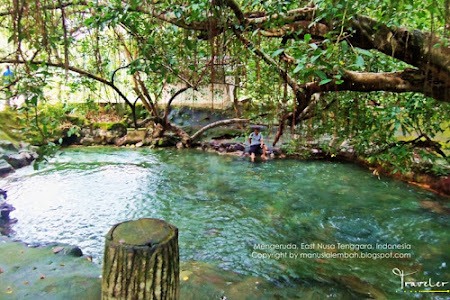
[0,0,448,174]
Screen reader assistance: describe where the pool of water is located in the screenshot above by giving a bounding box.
[1,147,448,298]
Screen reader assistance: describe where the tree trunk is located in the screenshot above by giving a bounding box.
[102,218,179,300]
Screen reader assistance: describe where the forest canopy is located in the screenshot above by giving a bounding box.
[0,0,449,175]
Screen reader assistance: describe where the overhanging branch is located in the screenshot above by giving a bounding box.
[0,58,134,108]
[191,118,250,142]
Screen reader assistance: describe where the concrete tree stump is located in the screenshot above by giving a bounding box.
[102,218,179,300]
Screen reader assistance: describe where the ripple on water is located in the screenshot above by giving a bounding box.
[0,147,448,298]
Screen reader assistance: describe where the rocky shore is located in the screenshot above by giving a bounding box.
[0,140,37,177]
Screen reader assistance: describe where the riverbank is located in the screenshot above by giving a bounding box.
[1,235,336,299]
[1,107,448,197]
[0,235,100,299]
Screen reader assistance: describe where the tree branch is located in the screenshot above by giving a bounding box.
[0,58,136,113]
[164,85,191,124]
[301,69,450,102]
[190,118,250,142]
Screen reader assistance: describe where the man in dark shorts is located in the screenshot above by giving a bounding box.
[248,128,267,162]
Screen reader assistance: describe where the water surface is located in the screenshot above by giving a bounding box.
[1,147,448,298]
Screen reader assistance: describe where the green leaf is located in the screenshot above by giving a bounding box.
[309,43,318,50]
[319,79,332,85]
[304,34,311,44]
[271,48,284,57]
[341,40,348,52]
[356,48,373,57]
[311,54,321,63]
[314,70,328,80]
[293,64,304,74]
[355,56,364,68]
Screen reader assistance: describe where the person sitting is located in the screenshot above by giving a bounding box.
[248,127,267,162]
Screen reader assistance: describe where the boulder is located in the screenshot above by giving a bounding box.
[80,137,94,146]
[67,246,83,257]
[267,147,283,157]
[6,151,37,169]
[114,136,127,146]
[0,159,14,176]
[227,143,245,152]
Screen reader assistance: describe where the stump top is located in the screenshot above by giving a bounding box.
[108,218,176,247]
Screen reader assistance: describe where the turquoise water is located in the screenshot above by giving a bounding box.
[1,147,448,299]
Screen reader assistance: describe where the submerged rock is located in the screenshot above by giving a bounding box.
[419,200,449,214]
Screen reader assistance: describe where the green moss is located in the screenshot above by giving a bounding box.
[0,236,101,299]
[65,115,89,127]
[91,121,126,131]
[0,110,25,143]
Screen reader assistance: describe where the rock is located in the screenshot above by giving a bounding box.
[0,188,6,200]
[124,130,146,144]
[80,137,94,146]
[236,144,246,151]
[0,238,101,299]
[0,159,14,176]
[0,202,15,220]
[108,123,127,137]
[52,246,65,254]
[419,200,449,214]
[114,135,127,146]
[67,246,83,257]
[6,151,37,169]
[176,142,184,149]
[226,143,245,152]
[271,147,282,156]
[0,140,18,152]
[209,140,220,149]
[135,142,143,148]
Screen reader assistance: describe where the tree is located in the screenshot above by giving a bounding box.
[0,0,448,155]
